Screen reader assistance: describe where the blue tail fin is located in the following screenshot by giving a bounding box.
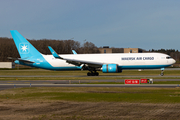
[10,30,41,59]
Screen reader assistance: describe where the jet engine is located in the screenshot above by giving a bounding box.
[102,64,122,73]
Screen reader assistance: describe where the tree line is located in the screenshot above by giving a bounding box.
[0,37,100,62]
[0,37,180,63]
[149,49,180,63]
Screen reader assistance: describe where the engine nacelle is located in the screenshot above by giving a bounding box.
[102,64,122,73]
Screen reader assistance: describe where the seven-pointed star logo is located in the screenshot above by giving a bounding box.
[19,43,29,54]
[21,44,28,52]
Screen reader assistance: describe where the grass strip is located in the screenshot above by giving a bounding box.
[0,87,180,103]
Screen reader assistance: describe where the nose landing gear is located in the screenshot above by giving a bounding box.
[160,68,164,76]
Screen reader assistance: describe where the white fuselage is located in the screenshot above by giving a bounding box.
[42,53,175,70]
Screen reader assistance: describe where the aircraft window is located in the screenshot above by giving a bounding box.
[166,56,172,59]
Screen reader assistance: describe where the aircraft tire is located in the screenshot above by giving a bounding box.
[95,72,99,76]
[87,72,99,76]
[87,72,91,76]
[160,73,164,76]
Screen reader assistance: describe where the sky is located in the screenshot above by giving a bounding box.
[0,0,180,51]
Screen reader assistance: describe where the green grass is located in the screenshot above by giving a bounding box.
[1,87,180,103]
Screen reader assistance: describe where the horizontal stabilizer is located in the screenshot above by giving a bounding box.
[8,57,34,64]
[48,46,63,59]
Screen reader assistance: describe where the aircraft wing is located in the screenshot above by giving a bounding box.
[48,46,103,68]
[64,58,103,68]
[48,46,63,59]
[7,57,34,64]
[72,50,77,54]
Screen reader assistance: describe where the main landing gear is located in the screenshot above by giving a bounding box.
[87,70,99,76]
[160,68,164,76]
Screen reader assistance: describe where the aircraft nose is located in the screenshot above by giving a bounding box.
[172,59,176,64]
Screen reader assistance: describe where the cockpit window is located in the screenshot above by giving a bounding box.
[166,56,172,59]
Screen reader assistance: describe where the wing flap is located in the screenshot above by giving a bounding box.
[65,58,103,68]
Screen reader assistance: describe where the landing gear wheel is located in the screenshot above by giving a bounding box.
[160,68,165,76]
[160,73,164,76]
[87,71,99,76]
[94,72,99,76]
[87,72,91,76]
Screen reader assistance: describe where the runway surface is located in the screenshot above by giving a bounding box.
[0,79,179,91]
[0,71,180,90]
[0,84,179,91]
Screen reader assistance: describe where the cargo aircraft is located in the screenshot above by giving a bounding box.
[9,30,176,76]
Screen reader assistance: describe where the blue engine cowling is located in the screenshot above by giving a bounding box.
[102,64,122,73]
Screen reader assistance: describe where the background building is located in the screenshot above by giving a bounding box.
[99,47,144,53]
[0,62,15,68]
[124,48,143,53]
[99,46,112,53]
